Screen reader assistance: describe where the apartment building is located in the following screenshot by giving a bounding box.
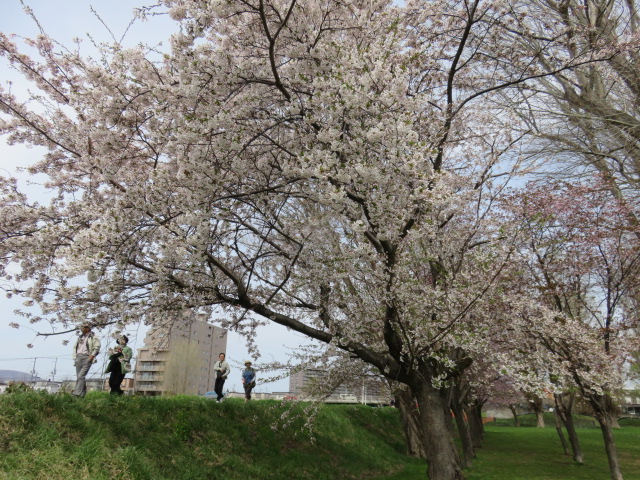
[134,312,227,396]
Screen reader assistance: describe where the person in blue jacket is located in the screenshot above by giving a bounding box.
[241,360,256,402]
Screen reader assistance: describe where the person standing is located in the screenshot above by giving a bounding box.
[105,335,133,395]
[72,322,101,397]
[241,360,256,402]
[213,353,230,402]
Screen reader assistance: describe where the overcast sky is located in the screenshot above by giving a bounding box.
[0,0,309,392]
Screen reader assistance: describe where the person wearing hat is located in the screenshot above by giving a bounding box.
[72,323,101,397]
[241,360,256,402]
[105,335,133,395]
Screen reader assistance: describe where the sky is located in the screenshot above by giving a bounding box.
[0,0,310,393]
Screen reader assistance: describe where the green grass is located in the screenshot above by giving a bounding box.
[487,412,602,428]
[0,391,410,480]
[464,425,640,480]
[1,391,639,480]
[377,424,640,480]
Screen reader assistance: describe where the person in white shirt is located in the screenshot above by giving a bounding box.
[72,322,101,397]
[213,353,230,402]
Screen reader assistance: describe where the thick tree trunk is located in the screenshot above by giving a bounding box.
[450,384,474,468]
[509,404,520,427]
[554,392,583,464]
[590,394,624,480]
[610,414,621,429]
[397,388,427,459]
[414,381,464,480]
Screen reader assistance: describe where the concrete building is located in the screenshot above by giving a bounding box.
[33,380,63,394]
[289,368,389,404]
[622,393,640,416]
[134,312,227,396]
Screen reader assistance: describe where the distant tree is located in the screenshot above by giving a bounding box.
[501,179,640,480]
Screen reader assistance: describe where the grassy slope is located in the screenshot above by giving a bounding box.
[0,391,409,480]
[2,392,640,480]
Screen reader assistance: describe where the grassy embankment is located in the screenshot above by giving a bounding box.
[0,391,409,480]
[1,391,639,480]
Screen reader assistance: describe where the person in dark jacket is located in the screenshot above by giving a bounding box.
[105,335,133,395]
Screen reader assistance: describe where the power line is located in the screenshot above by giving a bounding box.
[0,355,72,361]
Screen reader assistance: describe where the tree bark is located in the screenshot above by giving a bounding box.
[450,384,475,468]
[590,393,624,480]
[597,413,624,480]
[554,392,583,464]
[464,400,484,448]
[610,414,621,429]
[397,388,427,459]
[553,408,570,456]
[509,404,520,427]
[475,400,485,436]
[414,380,464,480]
[529,395,546,428]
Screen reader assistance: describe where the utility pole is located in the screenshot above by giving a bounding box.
[29,358,37,385]
[50,358,57,382]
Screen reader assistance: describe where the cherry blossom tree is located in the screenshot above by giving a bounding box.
[0,1,613,478]
[500,180,640,480]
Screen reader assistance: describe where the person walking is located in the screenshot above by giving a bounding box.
[213,353,230,402]
[105,335,133,395]
[72,322,101,397]
[241,360,256,402]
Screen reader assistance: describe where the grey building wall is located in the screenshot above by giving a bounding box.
[134,312,227,395]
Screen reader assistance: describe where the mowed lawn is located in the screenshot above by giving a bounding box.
[378,424,640,480]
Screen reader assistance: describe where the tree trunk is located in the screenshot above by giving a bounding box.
[450,384,474,468]
[441,387,456,439]
[590,393,624,480]
[509,404,520,427]
[529,395,546,428]
[475,400,485,436]
[397,388,427,459]
[597,413,624,480]
[464,400,484,448]
[564,411,584,464]
[610,414,621,429]
[535,409,546,428]
[414,381,464,480]
[554,392,583,464]
[553,408,570,456]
